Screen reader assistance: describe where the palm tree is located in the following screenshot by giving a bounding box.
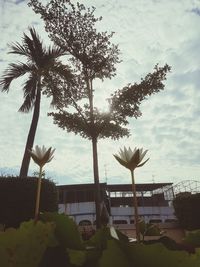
[0,27,72,178]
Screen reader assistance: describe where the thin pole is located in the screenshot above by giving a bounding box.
[34,166,43,223]
[131,170,140,242]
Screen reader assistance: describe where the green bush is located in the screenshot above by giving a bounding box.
[40,213,200,267]
[0,220,56,267]
[173,193,200,230]
[0,177,58,228]
[1,213,200,267]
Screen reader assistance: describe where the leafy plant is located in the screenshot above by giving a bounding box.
[126,242,200,267]
[40,212,83,250]
[0,220,56,267]
[1,213,200,267]
[139,219,163,241]
[184,229,200,247]
[97,239,130,267]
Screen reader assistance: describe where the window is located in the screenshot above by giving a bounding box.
[79,220,92,226]
[165,219,178,223]
[149,219,162,223]
[113,220,128,224]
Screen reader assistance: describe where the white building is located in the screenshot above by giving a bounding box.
[57,182,177,226]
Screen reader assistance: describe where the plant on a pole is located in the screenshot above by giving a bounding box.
[29,145,55,222]
[29,0,171,228]
[114,147,149,242]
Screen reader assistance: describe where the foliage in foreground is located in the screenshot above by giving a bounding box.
[0,220,56,267]
[0,212,200,267]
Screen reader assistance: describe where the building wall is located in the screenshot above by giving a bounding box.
[59,202,177,225]
[59,202,96,225]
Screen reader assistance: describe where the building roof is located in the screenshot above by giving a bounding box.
[57,182,172,192]
[57,183,107,191]
[107,183,172,192]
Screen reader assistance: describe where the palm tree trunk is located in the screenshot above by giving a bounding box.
[19,86,41,178]
[92,136,102,229]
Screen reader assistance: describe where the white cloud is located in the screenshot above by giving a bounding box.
[0,0,200,186]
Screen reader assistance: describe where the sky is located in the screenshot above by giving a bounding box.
[0,0,200,186]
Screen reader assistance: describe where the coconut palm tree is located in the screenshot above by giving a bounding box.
[0,27,72,178]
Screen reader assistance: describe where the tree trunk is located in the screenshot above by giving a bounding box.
[19,86,41,178]
[92,136,102,229]
[85,75,102,229]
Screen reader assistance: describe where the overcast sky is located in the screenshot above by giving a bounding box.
[0,0,200,186]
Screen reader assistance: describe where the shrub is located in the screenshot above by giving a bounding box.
[0,220,56,267]
[0,176,58,228]
[1,212,200,267]
[173,193,200,230]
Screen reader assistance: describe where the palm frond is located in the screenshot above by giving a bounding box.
[0,62,34,92]
[8,42,30,57]
[23,27,44,65]
[1,26,69,113]
[46,45,66,59]
[19,74,37,112]
[42,74,63,107]
[22,33,37,60]
[29,27,44,56]
[19,93,35,113]
[51,62,73,80]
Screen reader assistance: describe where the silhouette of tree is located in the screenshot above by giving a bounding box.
[0,27,72,178]
[29,0,171,228]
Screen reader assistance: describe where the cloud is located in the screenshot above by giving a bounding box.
[191,8,200,16]
[0,0,200,186]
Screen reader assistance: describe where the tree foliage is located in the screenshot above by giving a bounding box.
[0,27,71,111]
[29,0,170,142]
[29,0,120,80]
[173,193,200,230]
[0,177,58,228]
